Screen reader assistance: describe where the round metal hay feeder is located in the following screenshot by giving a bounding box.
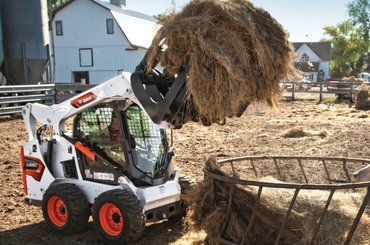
[204,156,370,245]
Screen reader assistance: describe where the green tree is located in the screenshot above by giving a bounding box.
[322,0,370,77]
[347,0,370,71]
[323,21,366,77]
[48,0,71,17]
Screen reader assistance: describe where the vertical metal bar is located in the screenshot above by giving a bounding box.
[21,41,29,84]
[309,189,336,245]
[349,82,353,107]
[54,84,58,104]
[273,158,282,179]
[319,81,323,103]
[219,185,235,242]
[275,188,301,245]
[250,159,258,177]
[46,44,50,83]
[343,188,370,245]
[240,186,263,244]
[342,160,352,182]
[298,159,308,183]
[230,161,236,175]
[209,178,215,207]
[45,66,49,83]
[322,160,332,184]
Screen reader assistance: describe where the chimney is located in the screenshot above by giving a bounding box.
[109,0,126,8]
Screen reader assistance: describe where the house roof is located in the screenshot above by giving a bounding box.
[294,62,320,72]
[292,42,331,61]
[53,0,159,49]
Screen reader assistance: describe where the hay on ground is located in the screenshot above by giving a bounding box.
[185,157,370,245]
[145,0,298,124]
[281,126,328,138]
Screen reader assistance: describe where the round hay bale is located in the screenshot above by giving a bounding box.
[355,85,370,110]
[146,0,299,124]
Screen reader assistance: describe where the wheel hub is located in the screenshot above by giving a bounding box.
[47,196,68,227]
[112,213,120,223]
[59,206,66,215]
[99,202,124,236]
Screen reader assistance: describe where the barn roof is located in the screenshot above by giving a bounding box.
[292,42,331,61]
[93,0,159,48]
[53,0,159,49]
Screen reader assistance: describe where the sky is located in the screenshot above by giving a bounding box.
[122,0,352,42]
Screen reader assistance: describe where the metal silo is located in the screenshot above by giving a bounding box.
[1,0,49,85]
[0,10,6,85]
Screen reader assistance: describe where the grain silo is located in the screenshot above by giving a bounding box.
[1,0,49,85]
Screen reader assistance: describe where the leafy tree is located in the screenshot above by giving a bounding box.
[323,21,366,77]
[322,0,370,77]
[347,0,370,71]
[48,0,71,17]
[347,0,370,39]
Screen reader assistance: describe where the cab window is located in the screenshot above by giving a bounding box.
[74,106,126,170]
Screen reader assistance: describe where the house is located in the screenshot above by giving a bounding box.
[292,42,331,83]
[51,0,158,84]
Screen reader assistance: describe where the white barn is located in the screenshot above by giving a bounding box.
[292,42,331,83]
[51,0,158,84]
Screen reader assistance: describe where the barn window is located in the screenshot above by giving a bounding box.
[300,53,309,62]
[79,48,93,67]
[73,71,89,84]
[55,21,63,36]
[106,19,114,34]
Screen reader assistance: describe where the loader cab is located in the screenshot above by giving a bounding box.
[72,101,173,186]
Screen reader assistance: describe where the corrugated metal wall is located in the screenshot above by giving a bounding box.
[1,0,49,85]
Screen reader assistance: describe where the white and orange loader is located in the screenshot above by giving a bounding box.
[20,52,196,244]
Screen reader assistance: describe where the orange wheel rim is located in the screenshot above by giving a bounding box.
[47,196,68,227]
[99,202,124,236]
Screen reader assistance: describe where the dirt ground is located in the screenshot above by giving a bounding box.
[0,100,370,244]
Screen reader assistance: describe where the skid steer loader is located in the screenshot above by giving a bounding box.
[20,50,196,244]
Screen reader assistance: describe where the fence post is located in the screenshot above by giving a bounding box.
[53,84,57,104]
[349,82,353,108]
[292,82,295,100]
[319,82,323,103]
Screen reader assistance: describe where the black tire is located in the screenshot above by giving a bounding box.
[93,189,145,244]
[168,175,196,223]
[42,182,90,234]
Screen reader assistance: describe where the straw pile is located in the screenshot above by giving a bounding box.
[355,84,370,110]
[146,0,298,124]
[281,126,329,138]
[185,157,370,245]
